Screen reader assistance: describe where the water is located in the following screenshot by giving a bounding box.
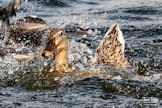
[0,0,162,107]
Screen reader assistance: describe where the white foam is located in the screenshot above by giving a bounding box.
[68,39,93,65]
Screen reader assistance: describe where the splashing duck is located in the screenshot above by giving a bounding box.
[41,29,73,75]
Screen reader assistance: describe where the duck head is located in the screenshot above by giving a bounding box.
[42,29,68,66]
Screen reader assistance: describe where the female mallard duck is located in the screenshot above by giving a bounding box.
[93,24,130,68]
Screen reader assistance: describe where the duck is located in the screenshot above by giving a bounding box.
[93,24,130,68]
[41,28,72,74]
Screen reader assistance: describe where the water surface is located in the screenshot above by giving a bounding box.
[0,0,161,107]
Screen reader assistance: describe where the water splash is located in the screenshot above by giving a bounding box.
[0,22,10,46]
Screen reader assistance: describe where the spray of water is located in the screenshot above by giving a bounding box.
[0,22,10,46]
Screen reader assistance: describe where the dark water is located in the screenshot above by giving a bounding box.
[0,0,162,107]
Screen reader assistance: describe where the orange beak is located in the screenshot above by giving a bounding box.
[41,50,53,57]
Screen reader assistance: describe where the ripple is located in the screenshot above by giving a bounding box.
[102,78,161,98]
[80,1,100,5]
[93,9,119,15]
[109,15,152,21]
[122,25,162,38]
[28,0,71,7]
[124,6,162,15]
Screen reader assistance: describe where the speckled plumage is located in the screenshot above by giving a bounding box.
[93,24,130,68]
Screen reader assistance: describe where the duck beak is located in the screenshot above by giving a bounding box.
[41,50,54,57]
